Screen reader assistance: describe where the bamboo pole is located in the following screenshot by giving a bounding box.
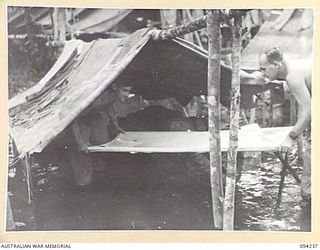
[207,10,224,229]
[223,12,242,230]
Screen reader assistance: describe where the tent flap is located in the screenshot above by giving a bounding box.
[9,28,153,157]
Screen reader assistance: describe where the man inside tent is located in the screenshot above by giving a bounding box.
[258,47,312,204]
[68,83,132,187]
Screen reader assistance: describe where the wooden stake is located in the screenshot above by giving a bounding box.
[6,196,16,230]
[223,12,242,230]
[24,155,33,204]
[207,10,224,229]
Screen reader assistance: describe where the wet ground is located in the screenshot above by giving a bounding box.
[7,148,311,232]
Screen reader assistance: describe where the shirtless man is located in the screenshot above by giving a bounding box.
[258,47,312,202]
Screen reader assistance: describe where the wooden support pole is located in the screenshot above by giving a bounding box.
[275,152,301,184]
[276,154,287,208]
[223,12,242,230]
[53,8,67,41]
[249,107,256,124]
[207,10,224,229]
[24,155,33,204]
[274,152,301,209]
[152,10,251,41]
[6,196,16,230]
[153,15,207,41]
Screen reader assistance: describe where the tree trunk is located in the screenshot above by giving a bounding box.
[207,10,224,230]
[223,12,242,230]
[53,8,59,41]
[53,8,67,41]
[24,7,33,81]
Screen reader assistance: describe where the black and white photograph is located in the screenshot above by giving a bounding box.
[6,7,314,233]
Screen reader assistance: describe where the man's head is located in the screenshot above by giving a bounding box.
[259,47,284,81]
[112,82,132,102]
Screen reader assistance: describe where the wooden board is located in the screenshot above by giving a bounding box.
[88,125,293,153]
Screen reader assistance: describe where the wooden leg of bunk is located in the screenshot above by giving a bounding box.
[274,152,301,209]
[23,154,33,204]
[275,154,287,209]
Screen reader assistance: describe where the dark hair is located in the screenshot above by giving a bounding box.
[263,47,283,63]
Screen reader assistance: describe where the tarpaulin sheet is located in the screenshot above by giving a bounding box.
[88,126,293,153]
[241,9,314,70]
[9,28,153,157]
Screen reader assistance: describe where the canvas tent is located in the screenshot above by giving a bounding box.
[241,9,314,70]
[9,27,268,158]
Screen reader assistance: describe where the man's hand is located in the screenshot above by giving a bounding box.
[279,135,297,153]
[79,141,89,153]
[158,98,185,113]
[251,71,266,86]
[115,125,125,134]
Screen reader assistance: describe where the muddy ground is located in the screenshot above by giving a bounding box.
[8,150,310,231]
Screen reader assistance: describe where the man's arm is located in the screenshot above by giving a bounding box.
[71,119,90,152]
[106,104,125,134]
[280,73,311,151]
[240,70,266,85]
[286,73,311,136]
